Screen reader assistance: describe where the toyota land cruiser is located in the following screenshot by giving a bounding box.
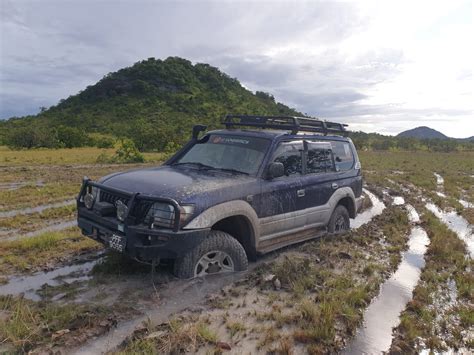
[77,115,363,278]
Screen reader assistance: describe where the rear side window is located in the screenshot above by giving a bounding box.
[306,141,335,174]
[331,141,354,171]
[272,141,303,176]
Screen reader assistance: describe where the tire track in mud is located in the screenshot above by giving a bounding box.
[0,199,76,218]
[1,220,77,242]
[428,172,473,258]
[0,254,103,301]
[343,203,430,354]
[350,188,386,229]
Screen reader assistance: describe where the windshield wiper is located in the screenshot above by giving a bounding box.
[172,162,249,175]
[171,162,215,170]
[209,167,249,175]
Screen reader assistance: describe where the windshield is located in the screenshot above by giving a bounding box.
[174,134,271,175]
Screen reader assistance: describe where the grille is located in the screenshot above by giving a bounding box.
[131,200,153,222]
[99,190,129,206]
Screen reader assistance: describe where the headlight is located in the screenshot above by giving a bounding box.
[116,200,128,221]
[84,186,98,209]
[147,203,194,229]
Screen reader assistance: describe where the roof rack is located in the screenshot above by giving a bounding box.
[223,115,349,136]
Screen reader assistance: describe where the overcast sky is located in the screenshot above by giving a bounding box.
[1,0,472,137]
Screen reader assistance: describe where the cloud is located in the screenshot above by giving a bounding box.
[0,0,472,137]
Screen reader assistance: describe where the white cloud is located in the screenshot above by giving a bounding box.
[0,0,472,137]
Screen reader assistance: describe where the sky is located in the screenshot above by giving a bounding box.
[0,0,472,137]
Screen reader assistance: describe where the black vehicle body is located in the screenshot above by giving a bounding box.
[77,116,363,272]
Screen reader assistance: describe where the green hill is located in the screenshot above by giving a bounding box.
[0,57,301,150]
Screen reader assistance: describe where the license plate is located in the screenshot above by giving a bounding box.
[109,234,126,252]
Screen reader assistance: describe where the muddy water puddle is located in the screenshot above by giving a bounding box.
[0,199,76,218]
[1,220,77,241]
[343,209,430,354]
[459,199,473,208]
[0,257,102,301]
[351,189,386,229]
[392,196,405,206]
[426,202,474,258]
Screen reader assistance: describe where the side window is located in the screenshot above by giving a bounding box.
[272,140,303,176]
[306,142,335,174]
[331,141,354,171]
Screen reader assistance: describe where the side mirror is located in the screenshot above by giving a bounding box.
[267,162,285,179]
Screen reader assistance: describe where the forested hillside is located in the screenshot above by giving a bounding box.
[1,56,472,153]
[0,57,301,150]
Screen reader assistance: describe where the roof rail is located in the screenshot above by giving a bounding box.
[222,115,349,136]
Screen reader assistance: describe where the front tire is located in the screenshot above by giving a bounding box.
[173,230,248,279]
[328,205,350,234]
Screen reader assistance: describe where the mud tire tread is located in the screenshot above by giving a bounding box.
[328,205,350,233]
[173,230,248,279]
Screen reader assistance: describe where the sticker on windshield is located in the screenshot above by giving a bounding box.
[211,136,250,145]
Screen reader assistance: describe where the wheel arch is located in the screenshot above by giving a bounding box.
[336,195,356,218]
[182,200,260,260]
[211,215,257,261]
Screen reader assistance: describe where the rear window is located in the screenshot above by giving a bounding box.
[331,141,354,171]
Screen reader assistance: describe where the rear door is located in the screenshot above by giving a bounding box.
[298,141,338,226]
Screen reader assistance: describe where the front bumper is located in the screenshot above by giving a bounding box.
[78,207,210,260]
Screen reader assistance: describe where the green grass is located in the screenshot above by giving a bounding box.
[360,151,474,204]
[0,204,76,233]
[0,146,164,166]
[0,228,101,274]
[0,295,112,352]
[226,321,246,337]
[0,183,78,212]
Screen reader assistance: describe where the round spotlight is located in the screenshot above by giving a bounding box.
[84,193,95,209]
[116,200,128,221]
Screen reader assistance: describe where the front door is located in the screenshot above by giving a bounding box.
[257,140,305,239]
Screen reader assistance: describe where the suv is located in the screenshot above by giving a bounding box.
[77,115,363,278]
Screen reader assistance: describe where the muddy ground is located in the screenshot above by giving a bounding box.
[0,150,473,354]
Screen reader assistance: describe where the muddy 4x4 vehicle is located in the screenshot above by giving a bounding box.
[77,115,363,278]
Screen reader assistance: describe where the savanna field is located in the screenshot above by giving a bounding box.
[0,146,472,354]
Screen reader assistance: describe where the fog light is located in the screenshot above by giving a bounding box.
[84,193,95,209]
[116,200,128,221]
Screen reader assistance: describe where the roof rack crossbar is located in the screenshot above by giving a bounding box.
[223,115,348,136]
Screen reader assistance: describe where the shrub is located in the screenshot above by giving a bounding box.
[96,139,144,164]
[89,133,116,148]
[114,139,145,163]
[5,126,60,149]
[56,126,89,148]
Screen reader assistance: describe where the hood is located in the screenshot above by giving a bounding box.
[99,165,256,204]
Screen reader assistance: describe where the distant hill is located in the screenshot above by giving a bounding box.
[0,57,302,150]
[397,126,449,140]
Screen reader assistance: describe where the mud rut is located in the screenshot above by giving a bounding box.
[0,178,472,353]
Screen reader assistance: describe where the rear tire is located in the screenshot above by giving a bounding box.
[173,230,248,279]
[328,205,350,234]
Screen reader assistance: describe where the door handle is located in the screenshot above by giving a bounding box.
[297,189,305,197]
[332,183,338,189]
